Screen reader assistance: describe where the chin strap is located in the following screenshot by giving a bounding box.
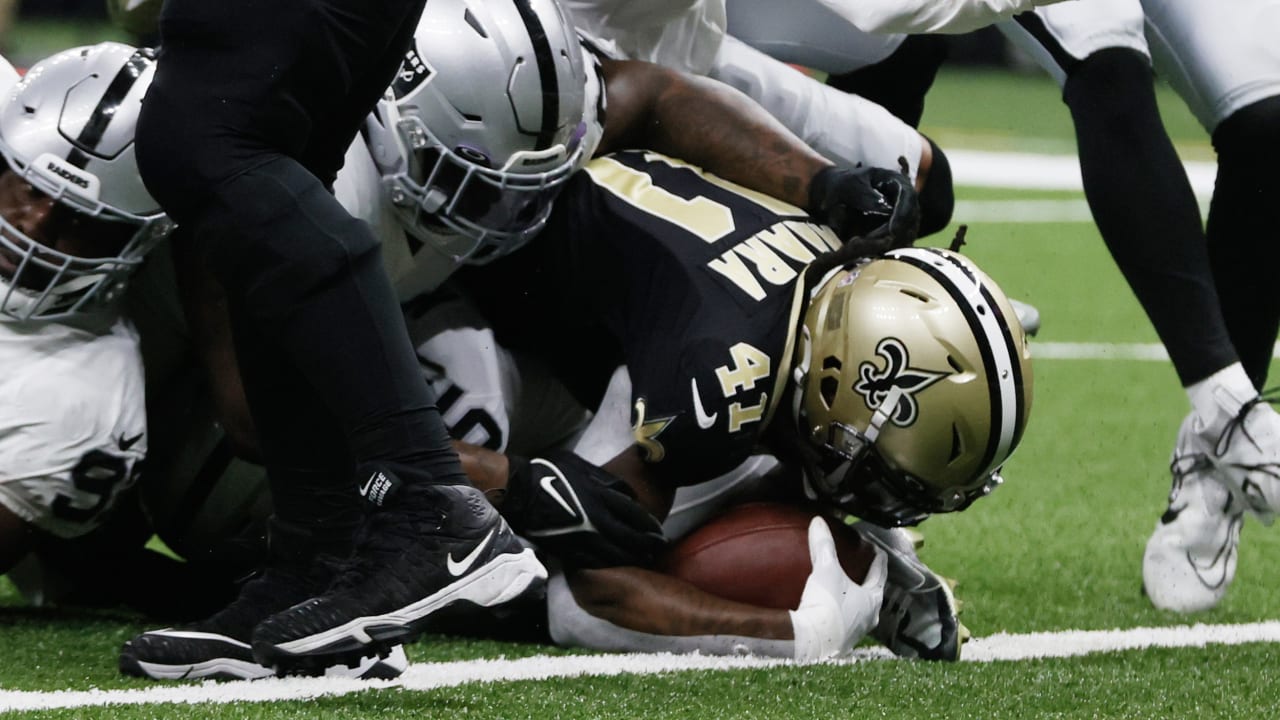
[863,386,902,445]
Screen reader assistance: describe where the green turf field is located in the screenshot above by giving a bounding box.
[3,30,1278,719]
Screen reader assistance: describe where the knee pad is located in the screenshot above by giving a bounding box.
[917,137,954,238]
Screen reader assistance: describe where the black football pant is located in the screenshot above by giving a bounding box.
[136,0,467,556]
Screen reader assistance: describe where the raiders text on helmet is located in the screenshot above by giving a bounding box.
[364,0,600,264]
[793,247,1034,526]
[0,42,172,321]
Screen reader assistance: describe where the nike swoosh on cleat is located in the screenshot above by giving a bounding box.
[446,528,496,577]
[690,378,718,430]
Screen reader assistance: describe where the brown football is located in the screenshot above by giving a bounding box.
[658,502,875,610]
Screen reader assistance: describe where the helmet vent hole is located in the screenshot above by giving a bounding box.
[463,9,489,37]
[821,356,842,371]
[899,288,930,303]
[949,424,963,463]
[820,377,839,409]
[947,355,962,373]
[977,304,987,315]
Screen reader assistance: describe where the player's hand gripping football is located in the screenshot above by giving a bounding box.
[503,451,667,569]
[790,517,888,662]
[808,163,921,249]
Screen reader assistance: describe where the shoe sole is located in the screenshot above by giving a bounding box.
[120,635,410,681]
[256,548,545,673]
[119,653,274,681]
[119,632,270,681]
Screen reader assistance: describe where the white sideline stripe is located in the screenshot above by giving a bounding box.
[953,199,1097,223]
[1031,342,1280,362]
[948,149,1218,199]
[3,622,1280,712]
[951,198,1213,224]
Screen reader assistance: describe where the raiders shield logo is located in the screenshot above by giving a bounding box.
[392,47,433,99]
[853,338,949,426]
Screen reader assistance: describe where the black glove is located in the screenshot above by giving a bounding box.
[808,165,922,247]
[503,451,666,569]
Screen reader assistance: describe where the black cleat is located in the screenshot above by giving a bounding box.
[251,482,546,674]
[854,522,964,661]
[120,563,408,680]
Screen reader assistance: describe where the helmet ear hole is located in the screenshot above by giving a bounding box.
[818,356,842,409]
[819,376,839,410]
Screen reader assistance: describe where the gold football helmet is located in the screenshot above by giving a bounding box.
[792,247,1034,526]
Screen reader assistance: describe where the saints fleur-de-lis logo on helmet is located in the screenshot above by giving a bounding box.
[853,338,950,426]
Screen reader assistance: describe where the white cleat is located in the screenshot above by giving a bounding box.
[1140,387,1280,613]
[1205,391,1280,522]
[1142,431,1245,613]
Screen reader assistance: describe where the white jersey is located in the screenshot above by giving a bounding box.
[809,0,1070,35]
[563,0,727,75]
[564,0,925,181]
[0,317,147,539]
[565,0,1066,76]
[1143,0,1280,133]
[998,0,1149,87]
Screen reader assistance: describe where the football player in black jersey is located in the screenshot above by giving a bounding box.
[449,150,1033,661]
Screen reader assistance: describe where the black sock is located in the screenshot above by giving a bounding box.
[1063,48,1236,385]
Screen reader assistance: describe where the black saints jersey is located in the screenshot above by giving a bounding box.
[467,150,842,484]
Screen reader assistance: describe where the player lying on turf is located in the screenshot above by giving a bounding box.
[448,152,1032,661]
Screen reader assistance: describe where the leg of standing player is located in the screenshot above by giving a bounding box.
[129,0,544,674]
[1138,0,1280,611]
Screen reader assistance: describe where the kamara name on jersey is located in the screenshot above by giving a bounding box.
[707,220,841,301]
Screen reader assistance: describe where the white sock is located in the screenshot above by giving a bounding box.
[1186,363,1256,430]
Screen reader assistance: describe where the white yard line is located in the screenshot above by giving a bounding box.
[953,198,1097,223]
[948,149,1213,222]
[1031,342,1280,361]
[948,149,1218,199]
[3,622,1280,712]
